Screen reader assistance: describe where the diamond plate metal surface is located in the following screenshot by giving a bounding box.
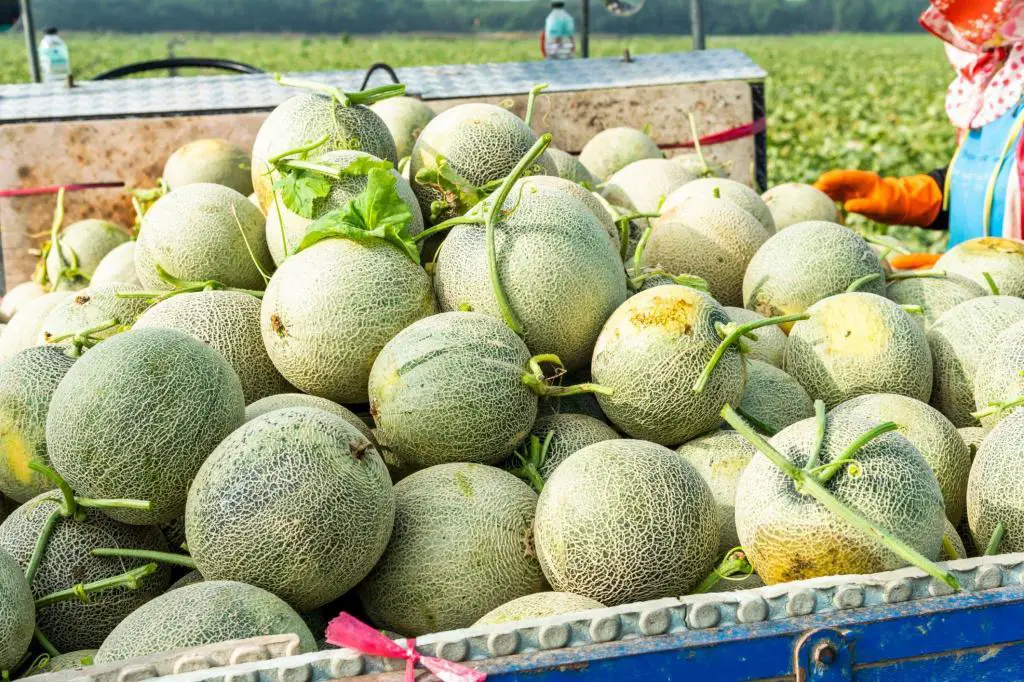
[0,49,765,123]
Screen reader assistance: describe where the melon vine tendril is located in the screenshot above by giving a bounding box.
[25,510,61,585]
[33,563,159,609]
[412,215,485,243]
[91,547,198,570]
[809,421,898,485]
[33,629,58,659]
[524,83,548,128]
[803,400,828,473]
[520,353,614,398]
[972,394,1024,421]
[846,273,883,292]
[692,547,754,594]
[693,313,809,394]
[942,534,959,560]
[721,404,961,591]
[486,133,553,336]
[982,272,1000,295]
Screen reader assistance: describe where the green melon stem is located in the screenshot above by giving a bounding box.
[810,421,899,485]
[803,400,828,472]
[942,534,959,560]
[412,216,485,243]
[846,273,883,293]
[734,407,778,436]
[982,272,1000,295]
[510,432,555,494]
[91,547,197,570]
[230,203,272,284]
[900,304,924,316]
[862,233,911,255]
[686,112,710,174]
[522,354,614,398]
[274,74,405,107]
[34,628,59,658]
[693,313,809,394]
[486,133,553,336]
[120,265,265,303]
[692,548,754,594]
[276,157,343,179]
[267,134,332,166]
[985,522,1006,556]
[721,404,961,591]
[631,226,654,281]
[27,462,78,519]
[973,395,1024,421]
[75,497,153,511]
[524,83,549,128]
[45,188,68,291]
[45,318,121,353]
[886,269,947,281]
[25,508,62,585]
[34,563,158,609]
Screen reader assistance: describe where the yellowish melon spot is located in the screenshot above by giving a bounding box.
[962,237,1024,256]
[628,292,698,335]
[709,457,749,479]
[818,298,891,357]
[2,432,37,484]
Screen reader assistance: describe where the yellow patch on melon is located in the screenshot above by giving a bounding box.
[816,297,892,357]
[2,432,36,484]
[961,237,1024,256]
[627,291,698,335]
[752,528,882,584]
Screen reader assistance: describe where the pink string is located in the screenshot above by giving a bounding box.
[0,181,124,198]
[325,612,486,682]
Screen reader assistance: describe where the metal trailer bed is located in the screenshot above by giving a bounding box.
[0,48,766,291]
[34,553,1024,682]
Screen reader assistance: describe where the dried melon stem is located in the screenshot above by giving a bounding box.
[722,404,960,591]
[34,563,159,608]
[693,313,809,394]
[692,547,754,594]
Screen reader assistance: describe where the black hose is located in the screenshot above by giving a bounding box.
[359,62,400,91]
[93,58,264,80]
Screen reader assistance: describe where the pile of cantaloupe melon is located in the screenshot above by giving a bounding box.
[3,80,1024,676]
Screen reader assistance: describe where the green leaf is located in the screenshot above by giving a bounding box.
[414,156,484,218]
[297,168,419,264]
[339,156,395,176]
[274,169,332,219]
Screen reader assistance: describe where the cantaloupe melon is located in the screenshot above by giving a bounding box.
[519,175,620,251]
[409,103,556,223]
[958,426,988,461]
[169,570,204,591]
[831,393,972,524]
[357,463,544,636]
[735,412,945,584]
[134,291,291,404]
[0,491,172,651]
[784,292,932,408]
[95,580,316,663]
[244,393,372,439]
[671,151,730,180]
[0,346,76,503]
[591,286,745,445]
[163,139,253,195]
[663,177,776,234]
[676,430,756,556]
[927,296,1024,426]
[434,181,627,371]
[186,408,394,611]
[369,312,537,470]
[135,183,273,291]
[578,127,663,181]
[0,282,46,323]
[643,194,769,306]
[90,242,141,287]
[513,413,619,483]
[738,360,815,435]
[602,159,696,218]
[370,96,436,159]
[474,592,604,626]
[885,272,986,328]
[38,284,147,348]
[724,307,786,367]
[29,650,96,675]
[534,439,719,605]
[972,319,1024,427]
[45,220,132,292]
[743,221,885,324]
[760,183,839,230]
[941,517,967,560]
[546,147,599,189]
[46,328,245,525]
[264,150,424,265]
[0,292,73,361]
[0,547,33,672]
[261,238,436,404]
[966,409,1024,553]
[251,91,398,211]
[936,237,1024,296]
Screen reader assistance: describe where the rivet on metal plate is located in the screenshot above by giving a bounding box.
[883,579,912,603]
[589,615,621,643]
[276,662,311,682]
[538,623,571,650]
[737,598,768,624]
[638,608,671,636]
[786,589,816,617]
[833,585,864,610]
[328,652,364,678]
[435,639,469,662]
[487,630,520,657]
[686,603,721,629]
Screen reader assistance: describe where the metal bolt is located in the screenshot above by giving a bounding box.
[814,642,837,666]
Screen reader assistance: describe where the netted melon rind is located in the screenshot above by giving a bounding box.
[724,307,786,367]
[578,127,663,182]
[0,547,33,671]
[972,320,1024,428]
[473,592,604,626]
[95,580,316,663]
[370,96,436,159]
[936,237,1024,297]
[760,183,839,230]
[357,463,544,637]
[164,138,253,195]
[602,159,696,217]
[885,272,985,328]
[244,393,372,440]
[0,292,74,362]
[46,220,132,292]
[546,147,600,189]
[535,439,719,605]
[664,177,775,234]
[0,282,47,323]
[738,360,815,435]
[523,413,619,481]
[90,242,142,287]
[967,409,1024,553]
[46,328,245,525]
[37,283,148,347]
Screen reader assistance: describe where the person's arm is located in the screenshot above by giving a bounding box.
[814,170,946,229]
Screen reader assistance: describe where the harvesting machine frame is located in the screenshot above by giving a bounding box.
[0,48,766,292]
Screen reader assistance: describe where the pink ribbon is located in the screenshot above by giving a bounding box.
[0,181,124,198]
[325,613,486,682]
[657,117,767,152]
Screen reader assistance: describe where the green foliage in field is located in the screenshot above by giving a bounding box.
[0,32,955,247]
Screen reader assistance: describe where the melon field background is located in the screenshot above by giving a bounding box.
[0,32,955,248]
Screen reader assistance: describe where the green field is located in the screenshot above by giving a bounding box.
[0,32,955,245]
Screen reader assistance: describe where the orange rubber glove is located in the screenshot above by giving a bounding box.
[814,170,943,227]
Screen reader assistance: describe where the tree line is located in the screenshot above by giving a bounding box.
[29,0,929,34]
